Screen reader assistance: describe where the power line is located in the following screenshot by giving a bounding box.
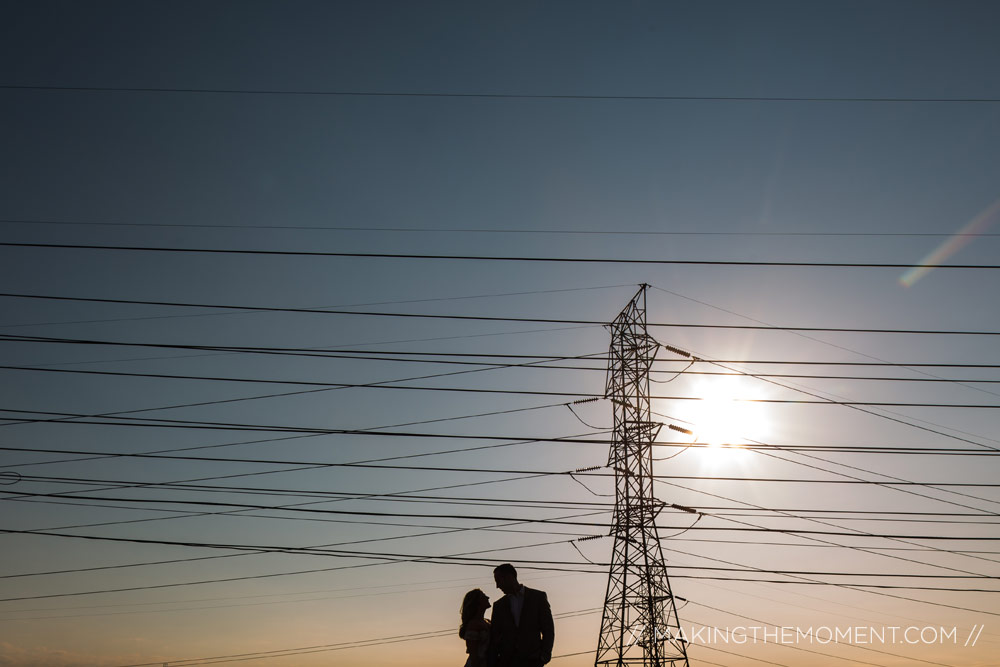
[2,411,614,562]
[9,217,1000,238]
[6,521,999,585]
[658,479,1000,615]
[8,386,1000,437]
[7,359,997,389]
[9,290,984,640]
[7,325,597,368]
[6,351,1000,434]
[0,340,606,369]
[0,408,615,437]
[0,395,589,438]
[10,489,1000,521]
[6,342,1000,391]
[4,572,517,615]
[708,512,1000,525]
[3,482,996,606]
[2,406,622,546]
[693,360,1000,368]
[9,440,1000,469]
[669,348,1000,450]
[5,294,1000,337]
[715,427,1000,568]
[678,371,1000,384]
[6,446,1000,487]
[110,607,604,667]
[0,404,612,475]
[7,488,998,556]
[664,537,1000,554]
[11,396,996,584]
[0,519,618,603]
[0,348,609,434]
[0,372,593,402]
[649,365,1000,532]
[3,270,996,648]
[5,344,1000,395]
[3,528,998,604]
[3,461,615,582]
[0,282,631,330]
[671,514,1000,622]
[5,83,1000,103]
[4,331,1000,369]
[649,281,1000,407]
[6,473,1000,548]
[5,498,1000,541]
[7,430,1000,588]
[8,438,1000,583]
[747,444,1000,522]
[6,352,1000,385]
[4,241,1000,271]
[9,447,1000,488]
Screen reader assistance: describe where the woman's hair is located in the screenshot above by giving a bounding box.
[459,588,486,638]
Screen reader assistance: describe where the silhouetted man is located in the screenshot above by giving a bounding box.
[488,563,554,667]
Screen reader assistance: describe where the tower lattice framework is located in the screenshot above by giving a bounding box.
[595,285,689,667]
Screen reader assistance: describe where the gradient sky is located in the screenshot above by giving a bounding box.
[1,2,999,666]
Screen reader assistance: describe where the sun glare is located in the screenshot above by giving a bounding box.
[675,377,770,466]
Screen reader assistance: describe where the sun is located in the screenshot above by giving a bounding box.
[676,377,770,465]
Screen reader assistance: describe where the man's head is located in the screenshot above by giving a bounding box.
[493,563,520,595]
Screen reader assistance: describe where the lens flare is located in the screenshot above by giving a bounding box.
[900,197,1000,287]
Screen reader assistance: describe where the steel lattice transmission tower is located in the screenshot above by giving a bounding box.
[595,285,689,667]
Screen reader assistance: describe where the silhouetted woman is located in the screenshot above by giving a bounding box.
[459,588,491,667]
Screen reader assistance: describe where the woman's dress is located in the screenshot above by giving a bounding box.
[463,621,490,667]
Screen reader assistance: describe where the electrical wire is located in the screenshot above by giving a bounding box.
[659,345,1000,451]
[3,527,998,604]
[6,458,1000,489]
[4,291,1000,335]
[108,606,603,667]
[8,217,1000,237]
[0,283,632,330]
[6,332,1000,369]
[0,344,607,428]
[7,282,1000,640]
[4,501,999,542]
[6,362,1000,403]
[9,497,997,582]
[658,480,1000,616]
[6,83,1000,103]
[649,282,1000,403]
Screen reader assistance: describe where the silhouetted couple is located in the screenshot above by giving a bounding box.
[460,563,555,667]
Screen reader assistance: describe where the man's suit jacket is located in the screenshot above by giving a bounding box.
[488,586,554,667]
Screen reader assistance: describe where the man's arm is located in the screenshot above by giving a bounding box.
[487,598,504,667]
[538,591,555,664]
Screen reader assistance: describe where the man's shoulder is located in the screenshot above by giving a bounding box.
[524,587,549,602]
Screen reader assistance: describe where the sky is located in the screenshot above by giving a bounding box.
[1,1,999,665]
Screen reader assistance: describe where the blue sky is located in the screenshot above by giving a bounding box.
[1,2,999,666]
